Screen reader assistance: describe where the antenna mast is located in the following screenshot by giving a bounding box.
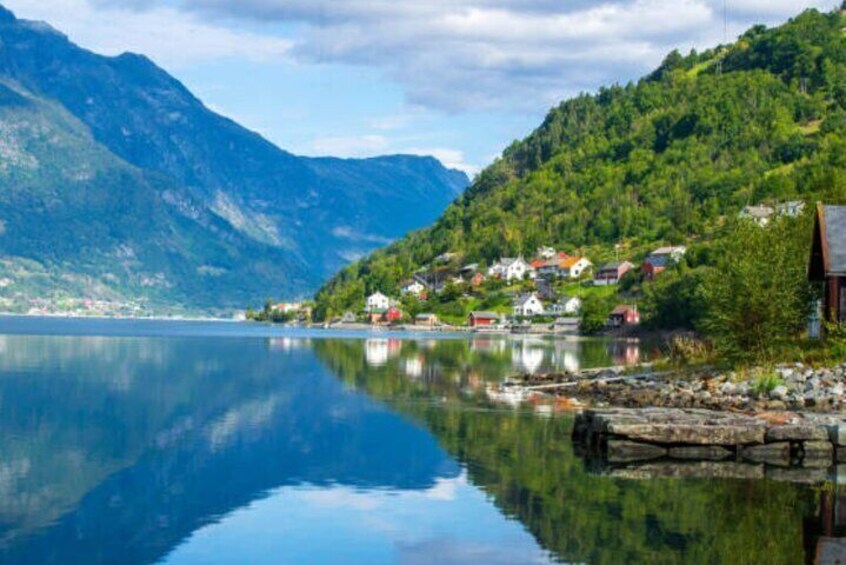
[717,0,727,76]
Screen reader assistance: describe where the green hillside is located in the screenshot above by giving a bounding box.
[315,7,846,320]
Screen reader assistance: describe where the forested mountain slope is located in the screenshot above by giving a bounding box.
[315,7,846,318]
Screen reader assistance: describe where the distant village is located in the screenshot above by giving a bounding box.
[295,243,690,334]
[263,199,807,335]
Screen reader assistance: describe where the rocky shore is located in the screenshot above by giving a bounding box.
[504,363,846,412]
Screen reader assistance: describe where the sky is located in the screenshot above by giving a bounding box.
[1,0,836,176]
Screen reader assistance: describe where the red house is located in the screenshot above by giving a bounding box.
[468,311,499,328]
[594,261,634,286]
[384,307,403,323]
[608,305,640,327]
[642,256,669,281]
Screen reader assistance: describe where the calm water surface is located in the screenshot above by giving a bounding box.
[0,317,829,564]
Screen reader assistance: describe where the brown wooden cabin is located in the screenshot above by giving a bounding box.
[809,204,846,323]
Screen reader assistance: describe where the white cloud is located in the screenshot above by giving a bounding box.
[3,0,835,112]
[403,147,478,176]
[173,0,832,111]
[2,0,293,69]
[309,133,477,174]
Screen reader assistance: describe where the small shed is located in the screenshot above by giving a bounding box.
[608,305,640,327]
[468,311,499,328]
[415,313,438,327]
[809,204,846,323]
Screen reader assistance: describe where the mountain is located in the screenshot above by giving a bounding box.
[0,5,468,315]
[314,7,846,319]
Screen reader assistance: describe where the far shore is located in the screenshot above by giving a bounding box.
[0,313,658,342]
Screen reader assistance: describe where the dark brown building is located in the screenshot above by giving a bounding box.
[809,204,846,323]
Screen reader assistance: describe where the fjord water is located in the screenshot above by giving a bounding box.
[0,319,819,563]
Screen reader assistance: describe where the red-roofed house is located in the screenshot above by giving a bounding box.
[468,311,500,328]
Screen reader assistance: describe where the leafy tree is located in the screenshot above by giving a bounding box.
[579,294,615,335]
[641,266,712,330]
[701,217,814,360]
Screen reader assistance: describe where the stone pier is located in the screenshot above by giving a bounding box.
[573,408,846,481]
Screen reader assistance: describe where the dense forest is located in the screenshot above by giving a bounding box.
[314,7,846,323]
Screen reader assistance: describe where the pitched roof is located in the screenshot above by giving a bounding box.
[560,256,584,268]
[470,311,500,320]
[598,261,632,272]
[820,205,846,275]
[741,205,775,219]
[644,255,669,268]
[650,246,686,256]
[513,293,540,307]
[611,305,637,315]
[530,259,546,269]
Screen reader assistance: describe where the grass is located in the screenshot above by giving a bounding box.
[798,120,822,135]
[750,369,784,395]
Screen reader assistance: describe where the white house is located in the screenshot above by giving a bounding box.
[513,293,545,317]
[561,257,593,279]
[777,200,805,217]
[489,257,534,282]
[400,278,427,296]
[536,246,556,260]
[739,205,774,226]
[365,292,390,312]
[551,296,582,315]
[649,246,687,262]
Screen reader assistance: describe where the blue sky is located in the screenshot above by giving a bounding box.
[2,0,835,176]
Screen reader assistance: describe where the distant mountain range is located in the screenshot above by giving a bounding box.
[0,5,468,315]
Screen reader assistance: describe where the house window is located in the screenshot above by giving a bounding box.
[840,278,846,323]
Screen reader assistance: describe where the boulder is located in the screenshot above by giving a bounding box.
[608,423,765,446]
[607,461,764,480]
[827,424,846,446]
[742,442,791,466]
[668,446,733,461]
[802,441,834,467]
[766,425,828,442]
[766,466,829,484]
[606,440,666,463]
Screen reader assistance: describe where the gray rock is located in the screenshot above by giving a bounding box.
[668,446,733,461]
[606,440,667,463]
[743,442,791,466]
[770,385,789,401]
[802,441,834,467]
[607,461,764,480]
[828,424,846,446]
[767,466,829,484]
[766,425,828,442]
[608,422,765,446]
[720,382,736,395]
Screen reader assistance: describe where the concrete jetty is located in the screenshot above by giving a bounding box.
[573,408,846,481]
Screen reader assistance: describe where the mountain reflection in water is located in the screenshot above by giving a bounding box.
[0,320,832,564]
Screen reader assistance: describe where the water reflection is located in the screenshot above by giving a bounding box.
[0,334,478,563]
[0,323,830,564]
